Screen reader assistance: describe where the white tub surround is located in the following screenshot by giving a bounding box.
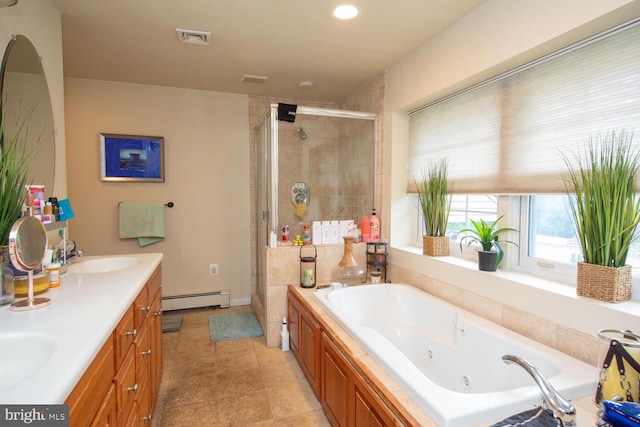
[0,253,163,404]
[314,284,598,427]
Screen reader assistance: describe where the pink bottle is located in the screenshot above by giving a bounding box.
[361,215,370,242]
[370,209,380,241]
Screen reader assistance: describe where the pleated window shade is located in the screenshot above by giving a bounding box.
[408,20,640,195]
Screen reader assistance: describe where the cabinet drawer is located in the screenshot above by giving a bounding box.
[146,266,162,303]
[115,305,136,369]
[116,347,137,426]
[135,321,151,385]
[66,336,115,427]
[134,287,149,332]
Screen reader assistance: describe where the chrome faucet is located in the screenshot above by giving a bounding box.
[502,354,576,427]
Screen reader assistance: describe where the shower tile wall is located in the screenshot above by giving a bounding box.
[277,117,374,241]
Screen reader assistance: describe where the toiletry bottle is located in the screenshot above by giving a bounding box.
[361,215,370,242]
[370,209,380,241]
[280,316,290,352]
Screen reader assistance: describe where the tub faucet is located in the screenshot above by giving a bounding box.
[502,354,576,427]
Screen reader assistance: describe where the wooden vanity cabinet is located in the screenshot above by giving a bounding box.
[287,286,408,427]
[287,288,321,398]
[66,265,163,427]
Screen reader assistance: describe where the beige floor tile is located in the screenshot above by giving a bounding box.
[217,390,273,426]
[214,348,260,374]
[161,401,218,427]
[275,410,332,427]
[153,306,328,426]
[163,372,219,408]
[267,379,322,419]
[216,367,266,399]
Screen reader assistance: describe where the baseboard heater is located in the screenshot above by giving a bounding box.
[162,290,230,311]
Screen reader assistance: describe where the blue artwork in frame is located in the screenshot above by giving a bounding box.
[100,133,165,182]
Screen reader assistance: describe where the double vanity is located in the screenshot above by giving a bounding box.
[0,253,163,426]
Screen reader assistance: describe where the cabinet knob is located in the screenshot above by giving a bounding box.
[127,383,138,393]
[141,349,152,356]
[143,414,152,422]
[154,308,163,317]
[141,305,151,312]
[125,329,137,337]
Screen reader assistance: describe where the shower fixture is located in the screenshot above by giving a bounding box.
[296,127,308,140]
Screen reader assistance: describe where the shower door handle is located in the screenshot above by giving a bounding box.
[262,210,270,222]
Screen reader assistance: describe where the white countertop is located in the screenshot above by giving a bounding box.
[0,253,163,404]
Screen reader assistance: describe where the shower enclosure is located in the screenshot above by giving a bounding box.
[253,104,377,308]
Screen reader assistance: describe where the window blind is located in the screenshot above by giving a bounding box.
[408,20,640,194]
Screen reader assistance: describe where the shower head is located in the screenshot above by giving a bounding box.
[296,127,308,141]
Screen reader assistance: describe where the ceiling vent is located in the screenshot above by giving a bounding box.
[176,28,211,46]
[241,74,269,85]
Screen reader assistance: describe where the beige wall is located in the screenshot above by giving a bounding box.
[64,78,251,304]
[0,0,67,199]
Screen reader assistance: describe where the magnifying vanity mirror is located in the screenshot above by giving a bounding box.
[0,34,56,199]
[9,216,49,311]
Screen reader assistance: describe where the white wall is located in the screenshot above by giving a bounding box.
[384,0,640,338]
[0,0,67,198]
[64,78,251,304]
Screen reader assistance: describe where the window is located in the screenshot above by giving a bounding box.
[408,19,640,282]
[521,195,640,280]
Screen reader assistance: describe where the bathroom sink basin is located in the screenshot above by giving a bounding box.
[68,256,141,274]
[0,332,56,393]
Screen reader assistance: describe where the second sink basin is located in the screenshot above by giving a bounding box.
[0,332,57,393]
[68,256,141,274]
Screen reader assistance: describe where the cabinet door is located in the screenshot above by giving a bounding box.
[354,386,387,427]
[287,294,301,356]
[115,305,136,370]
[321,332,351,427]
[149,288,163,406]
[66,336,115,427]
[90,383,117,427]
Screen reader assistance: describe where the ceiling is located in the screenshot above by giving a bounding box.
[50,0,486,102]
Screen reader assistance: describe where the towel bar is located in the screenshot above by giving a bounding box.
[118,201,174,208]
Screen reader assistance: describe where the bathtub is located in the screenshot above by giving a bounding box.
[313,284,598,427]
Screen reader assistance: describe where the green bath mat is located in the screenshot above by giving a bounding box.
[209,311,263,342]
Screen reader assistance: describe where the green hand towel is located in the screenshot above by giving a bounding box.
[118,203,165,246]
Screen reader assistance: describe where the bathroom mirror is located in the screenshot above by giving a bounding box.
[0,35,56,199]
[8,216,49,311]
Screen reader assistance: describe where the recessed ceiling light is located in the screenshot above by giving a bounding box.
[176,28,211,46]
[333,5,358,20]
[298,81,314,89]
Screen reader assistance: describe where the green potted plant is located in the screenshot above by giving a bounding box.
[562,130,640,303]
[414,158,452,256]
[0,110,40,247]
[459,215,518,271]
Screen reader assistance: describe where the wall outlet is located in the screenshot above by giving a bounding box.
[209,263,218,275]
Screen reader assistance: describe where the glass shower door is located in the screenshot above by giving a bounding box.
[254,110,275,305]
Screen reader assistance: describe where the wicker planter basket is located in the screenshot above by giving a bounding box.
[576,262,632,303]
[422,236,449,256]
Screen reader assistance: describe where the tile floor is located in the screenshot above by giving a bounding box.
[151,305,330,427]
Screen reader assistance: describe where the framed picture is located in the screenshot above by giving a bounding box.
[99,133,165,182]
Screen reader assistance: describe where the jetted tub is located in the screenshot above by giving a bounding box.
[313,284,598,427]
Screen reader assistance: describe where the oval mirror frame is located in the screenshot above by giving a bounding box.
[0,35,56,199]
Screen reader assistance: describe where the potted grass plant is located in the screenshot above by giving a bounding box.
[415,158,452,256]
[562,130,640,303]
[0,110,40,247]
[459,215,518,271]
